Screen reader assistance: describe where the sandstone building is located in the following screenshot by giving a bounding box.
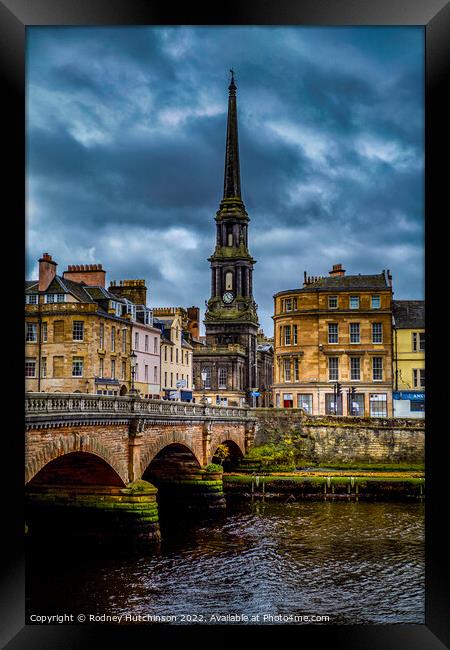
[153,307,194,400]
[272,264,394,417]
[25,254,133,395]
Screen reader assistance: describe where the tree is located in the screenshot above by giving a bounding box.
[214,443,231,466]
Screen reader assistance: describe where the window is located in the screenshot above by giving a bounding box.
[283,393,293,408]
[45,293,65,303]
[326,393,342,415]
[297,394,312,413]
[42,322,48,342]
[411,400,425,412]
[370,394,387,417]
[164,346,167,362]
[371,295,381,309]
[276,393,280,408]
[26,322,37,342]
[111,359,116,379]
[294,358,299,381]
[111,327,115,352]
[135,332,139,350]
[145,365,148,381]
[99,323,104,349]
[154,338,157,354]
[350,323,360,344]
[170,372,173,387]
[153,366,157,383]
[349,296,359,309]
[328,357,339,381]
[225,271,233,290]
[26,294,38,304]
[218,367,227,389]
[285,298,293,312]
[412,332,425,352]
[348,393,365,416]
[203,367,211,389]
[121,361,126,380]
[372,357,383,381]
[145,335,149,352]
[372,323,383,344]
[293,324,298,345]
[328,296,338,309]
[227,227,233,247]
[176,349,179,364]
[135,364,139,381]
[53,356,64,378]
[73,321,84,341]
[350,357,361,381]
[122,329,127,353]
[284,326,291,345]
[25,358,36,377]
[41,357,47,378]
[328,323,338,344]
[164,371,167,388]
[170,348,173,362]
[413,368,425,388]
[72,357,83,377]
[284,358,291,382]
[99,357,104,378]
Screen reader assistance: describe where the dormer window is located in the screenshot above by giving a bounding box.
[26,294,38,304]
[45,293,65,303]
[144,309,153,326]
[349,296,360,309]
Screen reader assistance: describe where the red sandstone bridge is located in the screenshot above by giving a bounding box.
[25,393,256,543]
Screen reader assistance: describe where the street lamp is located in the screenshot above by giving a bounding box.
[201,369,207,404]
[130,350,138,395]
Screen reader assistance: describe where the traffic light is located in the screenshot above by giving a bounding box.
[336,382,342,396]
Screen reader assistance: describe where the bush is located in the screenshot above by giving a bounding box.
[205,463,223,473]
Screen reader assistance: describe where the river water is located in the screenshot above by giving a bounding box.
[26,500,424,625]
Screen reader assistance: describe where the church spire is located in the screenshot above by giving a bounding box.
[223,69,241,200]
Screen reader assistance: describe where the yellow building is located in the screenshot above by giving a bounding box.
[392,300,425,418]
[273,264,394,417]
[153,308,193,399]
[25,253,133,395]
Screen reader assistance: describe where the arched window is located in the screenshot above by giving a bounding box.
[218,367,227,389]
[226,225,233,247]
[225,271,233,291]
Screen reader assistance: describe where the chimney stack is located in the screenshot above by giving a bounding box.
[108,279,147,306]
[63,263,106,287]
[38,253,57,291]
[329,263,346,277]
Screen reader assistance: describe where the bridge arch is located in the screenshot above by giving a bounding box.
[25,434,128,485]
[209,430,246,465]
[140,431,203,477]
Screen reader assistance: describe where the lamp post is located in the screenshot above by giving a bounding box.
[130,350,138,396]
[201,369,207,405]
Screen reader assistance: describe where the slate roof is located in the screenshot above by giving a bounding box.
[84,286,125,302]
[275,272,390,296]
[393,300,425,329]
[25,281,38,293]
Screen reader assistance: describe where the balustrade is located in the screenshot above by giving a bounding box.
[25,393,254,420]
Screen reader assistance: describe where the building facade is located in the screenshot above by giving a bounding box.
[392,300,425,418]
[25,254,133,395]
[153,307,193,400]
[108,280,161,398]
[272,264,394,417]
[192,72,272,407]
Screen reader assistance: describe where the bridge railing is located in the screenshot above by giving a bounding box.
[25,393,255,420]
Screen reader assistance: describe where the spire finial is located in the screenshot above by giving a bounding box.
[229,68,236,93]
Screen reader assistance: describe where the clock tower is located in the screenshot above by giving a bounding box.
[193,71,260,406]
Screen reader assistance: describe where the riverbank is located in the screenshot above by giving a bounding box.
[223,471,425,499]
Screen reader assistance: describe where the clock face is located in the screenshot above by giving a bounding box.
[223,291,234,304]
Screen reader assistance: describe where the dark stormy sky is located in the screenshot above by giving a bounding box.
[26,26,424,335]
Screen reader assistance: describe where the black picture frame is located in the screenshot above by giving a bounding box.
[2,1,448,648]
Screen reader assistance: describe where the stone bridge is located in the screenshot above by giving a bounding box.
[25,393,256,544]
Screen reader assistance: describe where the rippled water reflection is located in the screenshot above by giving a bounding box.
[27,500,424,624]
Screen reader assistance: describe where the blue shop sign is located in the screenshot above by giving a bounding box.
[393,391,425,401]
